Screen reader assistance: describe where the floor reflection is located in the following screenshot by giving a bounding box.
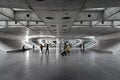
[2,48,120,80]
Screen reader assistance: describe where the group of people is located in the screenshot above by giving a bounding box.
[40,44,49,54]
[23,42,85,55]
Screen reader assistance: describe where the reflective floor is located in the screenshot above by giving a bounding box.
[0,48,120,80]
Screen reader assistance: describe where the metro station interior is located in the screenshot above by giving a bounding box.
[1,0,120,80]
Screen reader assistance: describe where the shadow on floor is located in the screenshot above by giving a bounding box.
[89,49,113,54]
[7,48,32,53]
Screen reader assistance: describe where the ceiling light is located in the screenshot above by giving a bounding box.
[62,29,66,32]
[115,26,120,28]
[36,21,38,24]
[26,14,30,17]
[101,21,104,24]
[15,21,17,24]
[62,17,71,19]
[62,25,67,27]
[88,14,91,18]
[83,8,105,11]
[53,30,56,31]
[51,25,56,27]
[46,17,54,19]
[80,21,83,24]
[65,13,69,15]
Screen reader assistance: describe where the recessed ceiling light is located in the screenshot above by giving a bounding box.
[46,17,54,19]
[62,29,66,31]
[88,14,91,17]
[80,21,83,24]
[51,25,56,27]
[26,14,30,17]
[62,25,67,27]
[62,17,71,19]
[65,13,69,15]
[15,21,17,24]
[53,30,56,31]
[101,21,104,24]
[36,21,38,24]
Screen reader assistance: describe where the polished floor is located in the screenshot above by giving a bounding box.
[0,48,120,80]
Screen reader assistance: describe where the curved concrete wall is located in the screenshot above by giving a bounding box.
[92,38,120,52]
[0,38,23,52]
[91,33,120,53]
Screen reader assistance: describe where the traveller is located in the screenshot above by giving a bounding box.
[61,43,72,56]
[64,42,67,50]
[33,45,35,52]
[40,44,44,54]
[22,45,25,51]
[65,44,71,55]
[79,44,82,52]
[45,44,49,54]
[82,43,85,52]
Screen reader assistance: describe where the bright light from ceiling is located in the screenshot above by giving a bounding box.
[83,8,105,11]
[25,29,29,42]
[12,8,31,11]
[0,26,5,28]
[72,26,89,28]
[29,35,55,38]
[83,36,95,39]
[115,26,120,28]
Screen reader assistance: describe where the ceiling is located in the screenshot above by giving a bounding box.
[0,0,120,40]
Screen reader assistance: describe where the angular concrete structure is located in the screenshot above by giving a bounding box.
[0,0,120,80]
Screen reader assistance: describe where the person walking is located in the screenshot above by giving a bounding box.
[82,43,85,52]
[40,44,44,54]
[65,44,71,55]
[79,44,82,52]
[45,44,49,54]
[33,45,35,52]
[22,45,25,51]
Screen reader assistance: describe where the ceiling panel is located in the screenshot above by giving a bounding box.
[65,0,83,10]
[28,0,49,10]
[84,0,120,8]
[68,27,120,36]
[47,0,64,10]
[8,0,29,8]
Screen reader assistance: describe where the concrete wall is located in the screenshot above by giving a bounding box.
[0,38,23,52]
[91,36,120,53]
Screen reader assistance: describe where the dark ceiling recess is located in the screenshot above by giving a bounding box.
[62,17,71,19]
[51,25,56,27]
[102,21,104,24]
[46,17,54,19]
[26,14,30,17]
[62,25,67,27]
[80,21,83,24]
[15,21,17,24]
[65,13,69,15]
[88,14,91,17]
[36,0,45,1]
[53,30,56,31]
[62,29,66,31]
[36,21,38,24]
